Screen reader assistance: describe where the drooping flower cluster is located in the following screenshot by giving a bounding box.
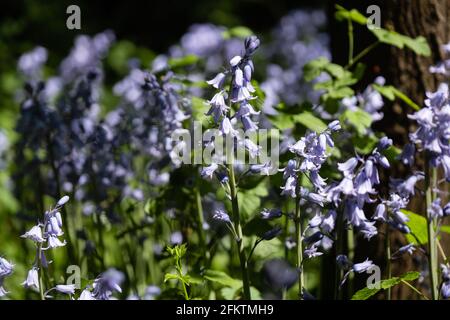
[407,83,450,181]
[21,196,69,291]
[202,35,262,183]
[280,120,340,257]
[325,137,392,240]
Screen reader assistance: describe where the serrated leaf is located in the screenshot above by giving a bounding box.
[351,286,380,300]
[293,111,328,132]
[380,277,401,289]
[352,271,419,300]
[401,271,420,281]
[340,109,373,135]
[402,36,431,56]
[370,29,431,57]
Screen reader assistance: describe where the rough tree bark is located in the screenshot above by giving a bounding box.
[328,0,450,299]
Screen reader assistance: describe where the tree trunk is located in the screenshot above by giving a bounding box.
[329,0,450,299]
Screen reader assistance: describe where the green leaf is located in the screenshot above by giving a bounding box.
[351,287,380,300]
[373,84,420,111]
[351,271,420,300]
[335,5,368,25]
[370,29,431,57]
[237,181,269,222]
[340,109,373,135]
[440,225,450,235]
[402,209,428,245]
[222,26,253,39]
[373,84,395,101]
[303,57,330,81]
[164,273,180,282]
[220,287,238,300]
[168,54,200,69]
[204,270,242,289]
[402,36,431,56]
[401,271,420,281]
[391,87,421,111]
[293,111,328,132]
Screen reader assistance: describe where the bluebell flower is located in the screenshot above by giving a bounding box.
[213,209,231,223]
[320,210,336,234]
[390,173,423,197]
[338,157,358,176]
[250,162,274,175]
[428,198,443,219]
[378,137,393,151]
[392,244,416,258]
[0,257,14,297]
[441,264,450,299]
[170,231,183,245]
[281,176,297,198]
[304,245,323,259]
[144,285,161,300]
[92,268,124,300]
[206,73,226,89]
[21,225,45,243]
[280,159,298,179]
[55,284,76,295]
[78,288,96,300]
[352,259,375,273]
[328,120,341,131]
[23,268,40,290]
[244,35,260,56]
[201,163,219,179]
[206,92,229,123]
[260,208,282,220]
[262,227,283,241]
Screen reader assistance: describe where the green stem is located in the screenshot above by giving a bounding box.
[37,244,45,300]
[195,177,210,265]
[295,184,304,299]
[347,227,354,298]
[347,19,354,65]
[385,226,392,300]
[335,212,344,300]
[345,41,380,70]
[425,160,438,300]
[228,162,251,300]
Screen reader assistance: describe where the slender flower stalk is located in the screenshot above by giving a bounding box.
[37,243,45,300]
[426,162,439,300]
[385,226,392,300]
[195,175,210,265]
[294,187,304,298]
[228,161,251,299]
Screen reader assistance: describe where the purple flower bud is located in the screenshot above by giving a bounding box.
[244,35,260,56]
[327,120,341,131]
